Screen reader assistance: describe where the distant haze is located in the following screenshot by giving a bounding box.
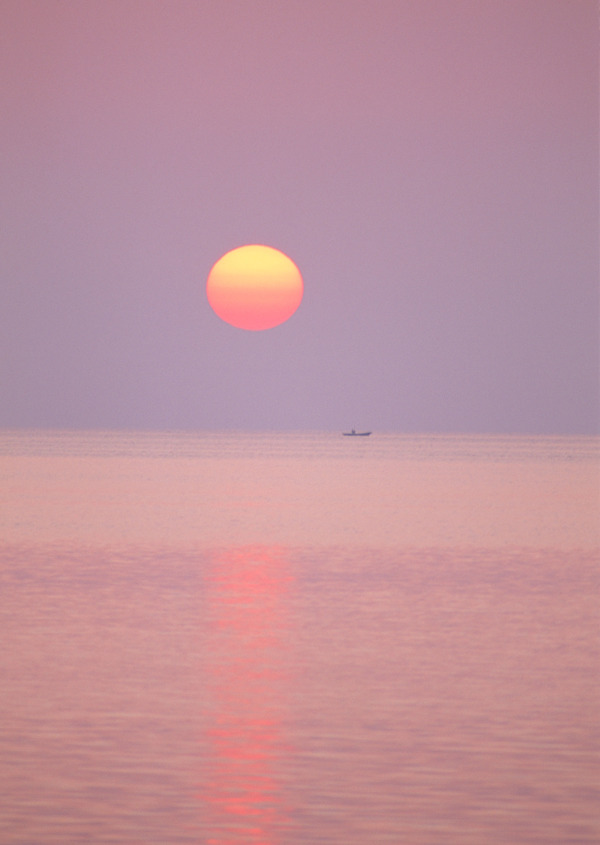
[1,0,597,433]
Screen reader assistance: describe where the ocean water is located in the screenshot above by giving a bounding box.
[0,430,598,844]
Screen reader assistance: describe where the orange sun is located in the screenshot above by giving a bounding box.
[206,244,303,331]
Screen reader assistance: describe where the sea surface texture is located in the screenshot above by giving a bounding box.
[1,431,598,844]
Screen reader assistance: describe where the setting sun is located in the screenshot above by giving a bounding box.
[206,245,303,331]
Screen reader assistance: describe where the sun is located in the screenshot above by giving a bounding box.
[206,245,303,331]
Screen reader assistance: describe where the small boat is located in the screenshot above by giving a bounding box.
[343,429,372,436]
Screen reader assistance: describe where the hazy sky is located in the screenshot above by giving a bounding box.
[1,0,597,433]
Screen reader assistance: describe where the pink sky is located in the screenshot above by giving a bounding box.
[1,0,597,432]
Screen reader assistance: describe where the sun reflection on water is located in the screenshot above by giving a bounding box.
[201,545,294,844]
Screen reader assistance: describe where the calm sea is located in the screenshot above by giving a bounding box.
[1,430,598,844]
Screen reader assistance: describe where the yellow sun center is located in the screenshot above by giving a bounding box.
[206,245,303,331]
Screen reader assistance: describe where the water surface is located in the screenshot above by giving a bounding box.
[1,431,598,843]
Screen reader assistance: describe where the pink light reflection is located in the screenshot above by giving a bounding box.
[200,545,294,844]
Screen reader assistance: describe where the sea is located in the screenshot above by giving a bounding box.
[0,430,598,844]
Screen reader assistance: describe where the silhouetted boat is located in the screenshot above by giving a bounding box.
[343,429,371,436]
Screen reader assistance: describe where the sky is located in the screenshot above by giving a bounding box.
[1,0,598,434]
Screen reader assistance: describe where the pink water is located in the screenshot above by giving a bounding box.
[1,432,598,843]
